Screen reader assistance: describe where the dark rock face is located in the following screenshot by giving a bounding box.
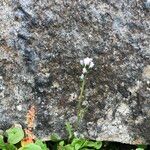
[0,0,150,144]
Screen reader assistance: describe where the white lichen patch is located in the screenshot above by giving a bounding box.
[128,80,142,96]
[68,92,77,102]
[52,81,60,88]
[82,100,89,107]
[142,65,150,79]
[106,109,113,121]
[117,103,130,116]
[135,116,144,125]
[96,118,131,143]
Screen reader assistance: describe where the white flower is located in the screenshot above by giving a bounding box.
[74,131,78,137]
[80,74,84,80]
[16,105,22,111]
[89,61,94,68]
[82,67,87,74]
[83,57,93,66]
[80,60,84,65]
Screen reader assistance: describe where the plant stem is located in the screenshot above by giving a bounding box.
[77,77,86,123]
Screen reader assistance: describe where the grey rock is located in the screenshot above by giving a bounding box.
[0,0,150,144]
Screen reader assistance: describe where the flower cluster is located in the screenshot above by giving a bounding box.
[80,57,94,79]
[145,0,150,8]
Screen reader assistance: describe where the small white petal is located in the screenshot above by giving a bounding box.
[89,61,94,68]
[82,67,87,74]
[74,132,78,137]
[16,105,22,111]
[80,60,84,65]
[80,74,84,80]
[84,57,93,66]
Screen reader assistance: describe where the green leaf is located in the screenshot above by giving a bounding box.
[71,138,102,150]
[19,143,42,150]
[136,148,145,150]
[71,138,85,150]
[63,144,74,150]
[58,141,75,150]
[137,144,147,149]
[5,144,17,150]
[59,141,65,146]
[35,139,48,150]
[58,138,102,150]
[65,122,73,140]
[0,135,6,149]
[57,141,65,150]
[6,127,24,144]
[81,148,95,150]
[50,133,61,141]
[82,140,102,149]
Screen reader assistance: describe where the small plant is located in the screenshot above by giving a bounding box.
[21,105,36,146]
[0,126,48,150]
[77,57,94,122]
[20,105,48,149]
[0,125,23,150]
[56,122,102,150]
[58,138,102,150]
[0,106,48,150]
[6,126,24,145]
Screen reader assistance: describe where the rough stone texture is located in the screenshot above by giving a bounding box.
[0,0,150,144]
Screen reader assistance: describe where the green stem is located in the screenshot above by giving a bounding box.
[77,77,86,123]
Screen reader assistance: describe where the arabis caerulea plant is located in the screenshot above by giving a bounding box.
[77,57,94,122]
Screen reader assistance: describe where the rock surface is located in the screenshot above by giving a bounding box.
[0,0,150,144]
